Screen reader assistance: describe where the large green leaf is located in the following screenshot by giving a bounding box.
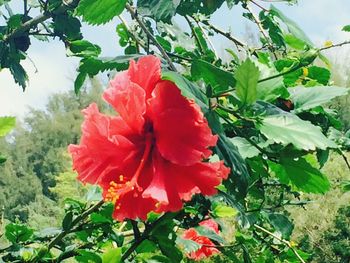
[265,213,294,239]
[269,157,330,193]
[288,86,348,113]
[307,66,330,85]
[68,40,101,58]
[271,5,313,46]
[0,116,15,137]
[76,0,127,25]
[230,137,260,159]
[235,59,260,105]
[137,0,180,22]
[257,76,288,102]
[191,59,235,93]
[259,114,337,150]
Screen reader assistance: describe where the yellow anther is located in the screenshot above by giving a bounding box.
[119,175,124,182]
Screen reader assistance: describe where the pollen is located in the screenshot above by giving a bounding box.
[119,175,124,182]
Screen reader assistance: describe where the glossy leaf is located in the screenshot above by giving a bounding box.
[235,59,260,105]
[76,0,127,25]
[260,114,337,150]
[269,157,330,193]
[289,86,348,113]
[191,59,235,93]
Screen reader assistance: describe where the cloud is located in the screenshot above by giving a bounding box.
[0,40,78,117]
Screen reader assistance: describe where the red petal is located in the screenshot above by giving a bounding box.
[100,153,156,221]
[149,81,217,166]
[143,151,229,213]
[128,56,161,97]
[104,72,146,134]
[68,103,138,184]
[142,150,183,212]
[199,219,219,234]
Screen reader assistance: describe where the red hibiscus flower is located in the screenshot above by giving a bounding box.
[182,219,220,261]
[68,55,230,221]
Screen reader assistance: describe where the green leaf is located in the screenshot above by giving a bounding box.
[177,0,225,16]
[213,204,238,218]
[137,0,180,22]
[191,59,235,93]
[76,0,127,25]
[234,59,260,105]
[288,86,348,113]
[74,72,87,94]
[68,40,101,57]
[102,247,121,263]
[176,237,201,254]
[53,14,82,41]
[257,76,288,102]
[162,71,208,111]
[342,25,350,32]
[216,134,250,198]
[76,250,102,263]
[260,114,337,151]
[284,34,307,50]
[271,5,313,46]
[0,116,15,137]
[266,213,294,239]
[62,211,74,231]
[341,180,350,192]
[5,223,34,243]
[269,157,330,193]
[10,62,28,90]
[307,66,331,85]
[230,137,260,159]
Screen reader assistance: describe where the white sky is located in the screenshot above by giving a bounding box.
[0,0,349,117]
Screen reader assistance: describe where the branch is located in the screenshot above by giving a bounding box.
[319,40,350,51]
[3,0,79,42]
[254,224,306,263]
[47,200,104,250]
[125,3,177,72]
[245,4,277,59]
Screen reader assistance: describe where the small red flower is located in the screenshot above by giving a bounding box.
[182,219,220,261]
[68,55,230,221]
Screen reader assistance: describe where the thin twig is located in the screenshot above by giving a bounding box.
[245,4,277,59]
[3,0,79,42]
[319,40,350,51]
[190,16,219,59]
[125,3,177,71]
[47,200,104,250]
[254,224,306,263]
[184,15,205,54]
[118,15,145,52]
[340,151,350,171]
[250,0,268,12]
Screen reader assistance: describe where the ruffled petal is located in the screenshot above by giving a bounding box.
[68,103,138,184]
[142,150,229,213]
[104,72,146,134]
[127,56,161,97]
[148,80,217,166]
